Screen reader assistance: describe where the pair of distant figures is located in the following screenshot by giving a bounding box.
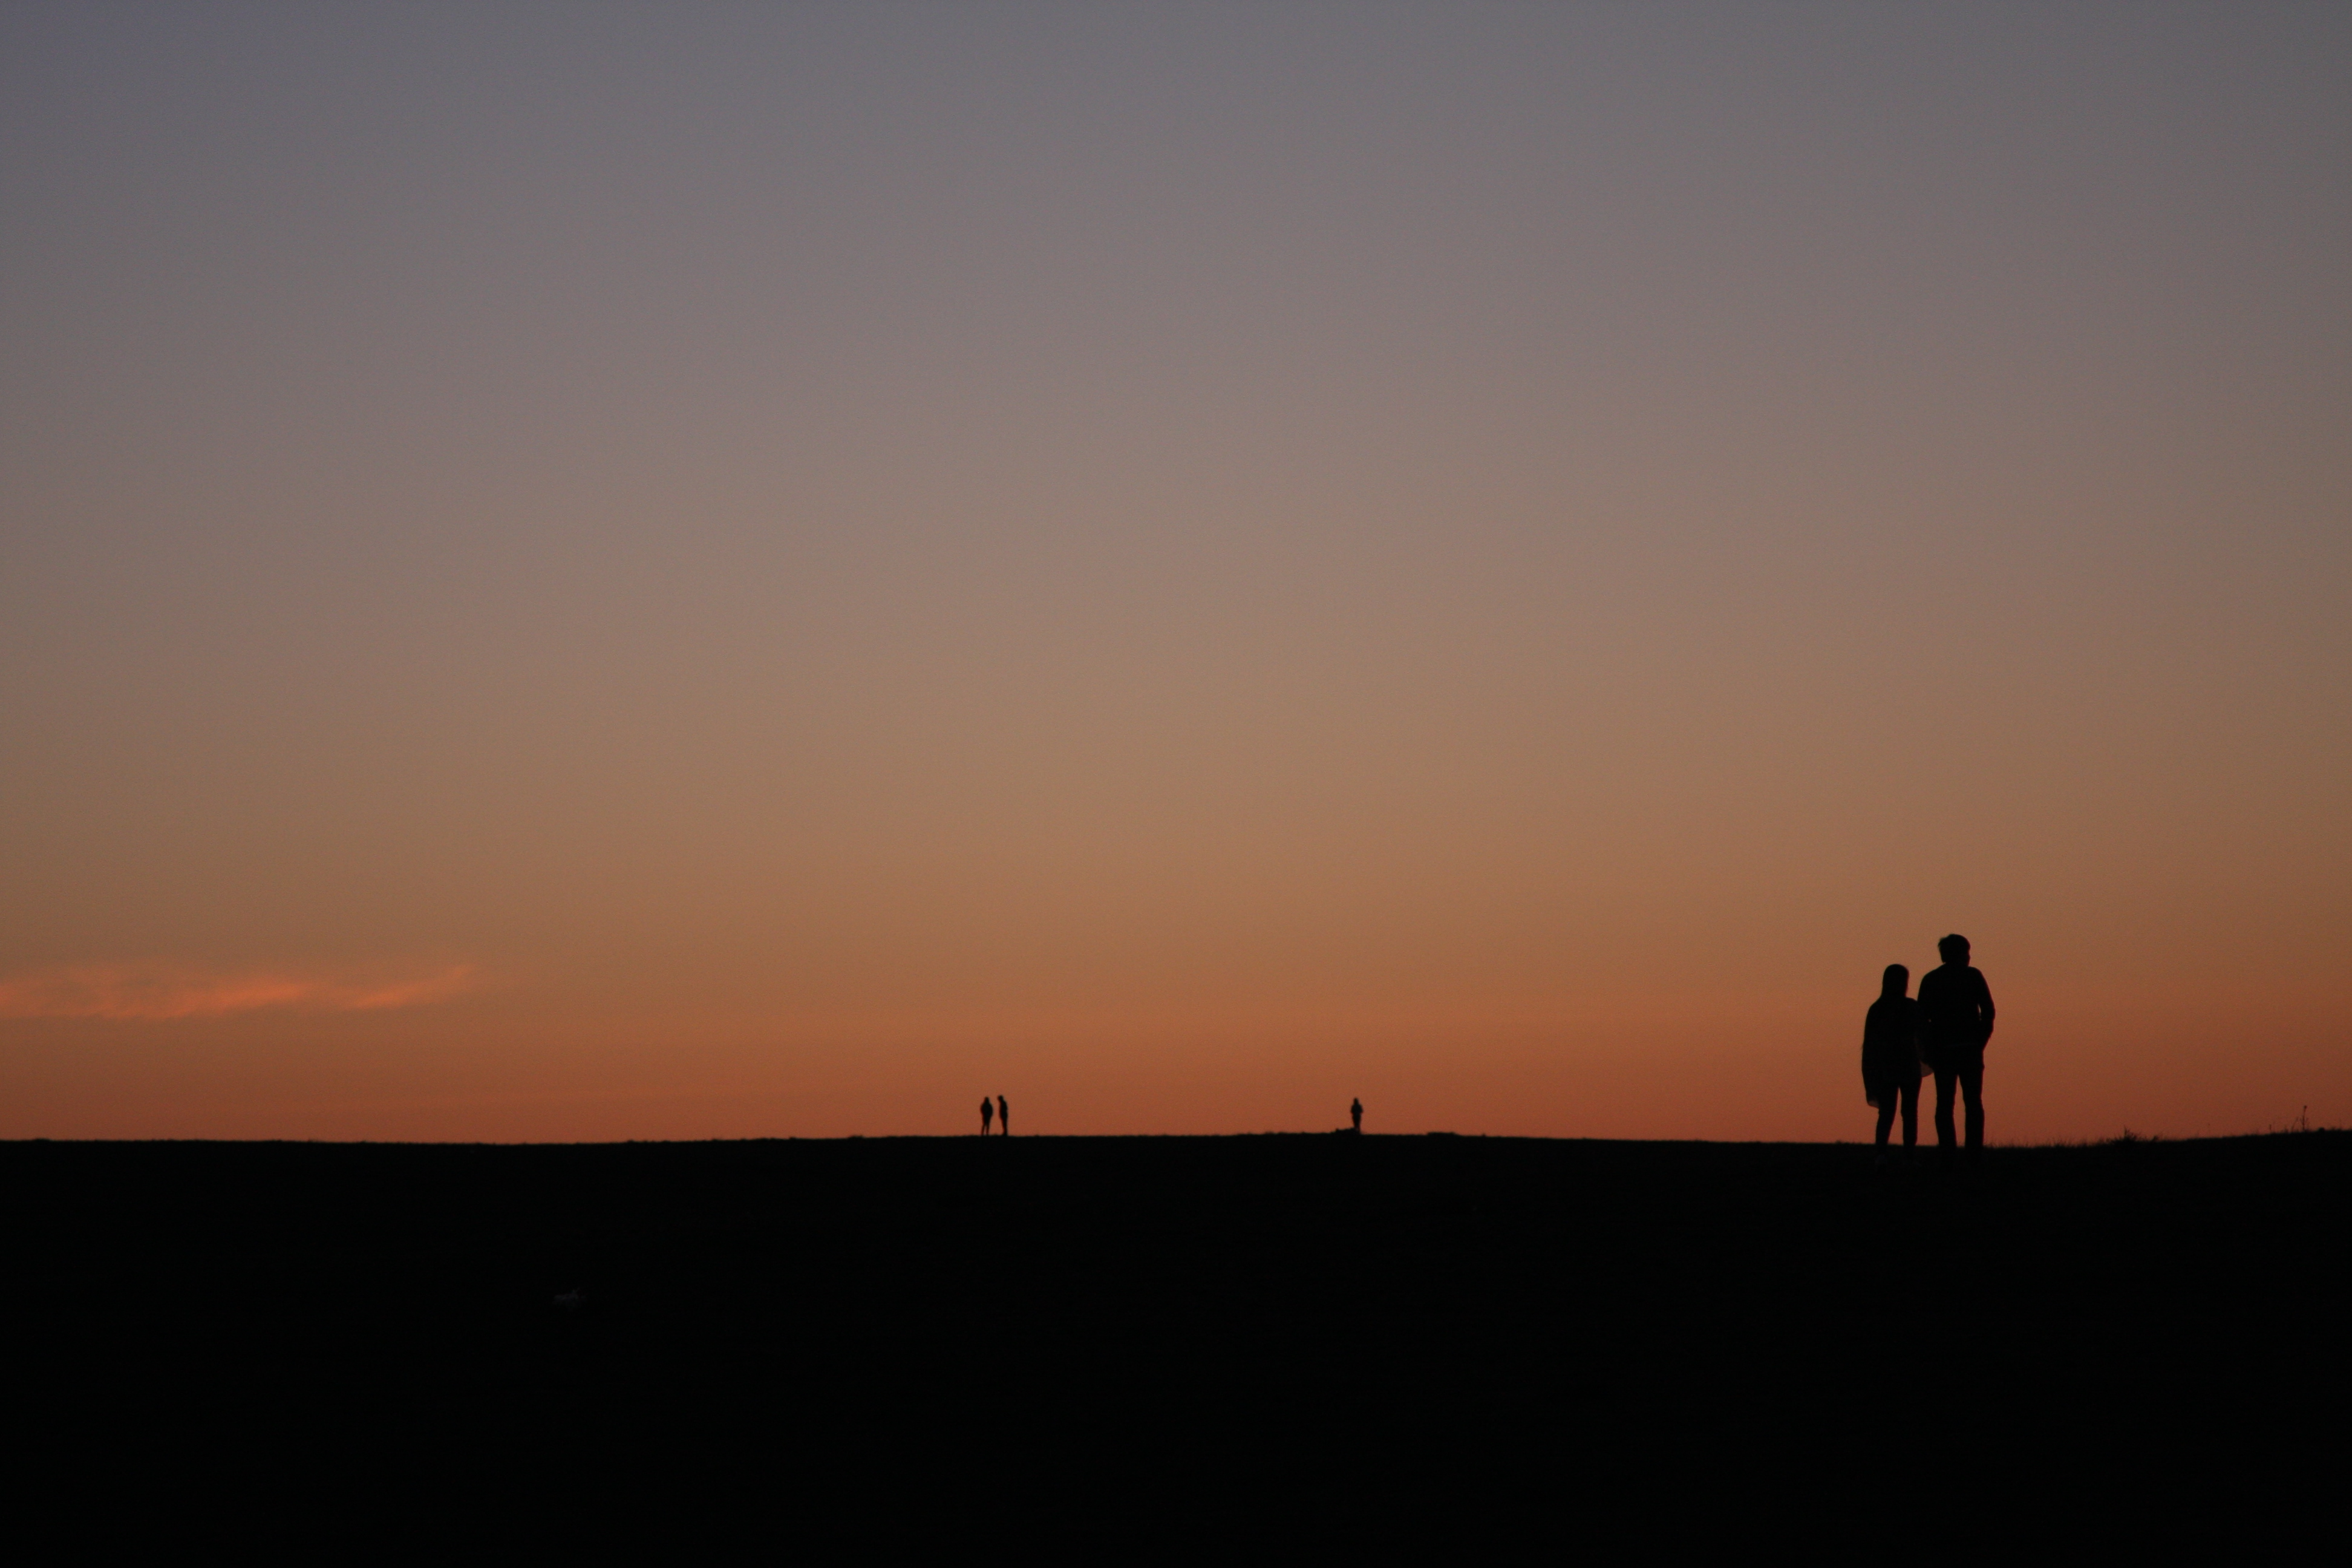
[1863,934,1996,1160]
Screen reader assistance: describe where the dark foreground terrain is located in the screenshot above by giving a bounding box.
[7,1131,2347,1544]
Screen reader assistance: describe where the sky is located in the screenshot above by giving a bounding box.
[4,2,2347,1142]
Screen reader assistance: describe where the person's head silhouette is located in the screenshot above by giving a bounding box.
[1882,963,1909,998]
[1938,933,1970,965]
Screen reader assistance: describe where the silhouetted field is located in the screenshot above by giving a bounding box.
[7,1132,2344,1542]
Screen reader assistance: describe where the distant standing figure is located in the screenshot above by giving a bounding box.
[1861,964,1923,1157]
[998,1095,1010,1137]
[981,1097,993,1136]
[1917,934,1996,1157]
[1351,1097,1364,1133]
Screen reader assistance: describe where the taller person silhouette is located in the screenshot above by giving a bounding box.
[1916,934,1996,1157]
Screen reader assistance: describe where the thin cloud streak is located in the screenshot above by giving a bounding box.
[0,963,477,1022]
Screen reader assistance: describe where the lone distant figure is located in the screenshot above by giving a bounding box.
[1917,934,1996,1157]
[997,1094,1010,1137]
[981,1097,994,1136]
[1861,964,1923,1158]
[1350,1097,1364,1133]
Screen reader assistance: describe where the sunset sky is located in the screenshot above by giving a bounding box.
[4,2,2346,1142]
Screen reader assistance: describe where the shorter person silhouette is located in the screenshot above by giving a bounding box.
[1861,964,1922,1159]
[997,1094,1010,1137]
[1351,1097,1364,1133]
[1918,933,1996,1158]
[981,1097,993,1136]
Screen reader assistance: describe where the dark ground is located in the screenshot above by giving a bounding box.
[7,1131,2347,1545]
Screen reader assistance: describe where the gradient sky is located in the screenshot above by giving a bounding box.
[4,2,2347,1142]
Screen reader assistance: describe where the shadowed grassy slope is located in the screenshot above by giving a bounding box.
[6,1132,2344,1534]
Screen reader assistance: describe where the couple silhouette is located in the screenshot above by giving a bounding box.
[1862,934,1996,1160]
[979,1095,1009,1135]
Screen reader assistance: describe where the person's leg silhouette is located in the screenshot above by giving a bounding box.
[1898,1074,1919,1147]
[1933,1066,1959,1150]
[1959,1055,1985,1151]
